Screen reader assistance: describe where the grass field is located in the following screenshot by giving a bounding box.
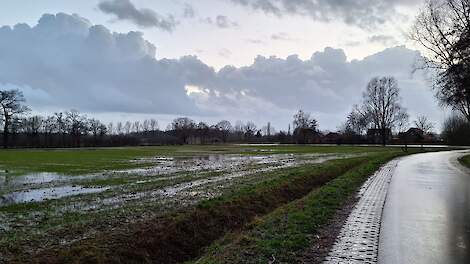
[0,145,437,263]
[0,145,392,174]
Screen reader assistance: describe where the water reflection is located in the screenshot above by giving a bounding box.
[0,185,109,206]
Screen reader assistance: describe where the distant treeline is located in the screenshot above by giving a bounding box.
[0,108,452,149]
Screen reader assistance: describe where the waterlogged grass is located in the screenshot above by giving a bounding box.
[30,151,417,264]
[193,151,410,264]
[459,155,470,169]
[0,145,397,175]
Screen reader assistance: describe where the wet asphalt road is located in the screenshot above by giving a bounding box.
[379,150,470,264]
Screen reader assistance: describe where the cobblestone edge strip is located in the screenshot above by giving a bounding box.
[323,159,399,264]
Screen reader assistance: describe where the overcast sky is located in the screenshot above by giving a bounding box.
[0,0,449,132]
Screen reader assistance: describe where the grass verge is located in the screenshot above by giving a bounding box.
[193,151,406,264]
[459,155,470,169]
[32,155,377,264]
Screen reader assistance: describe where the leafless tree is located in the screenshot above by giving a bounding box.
[25,115,43,135]
[65,110,87,147]
[216,120,232,142]
[414,115,434,134]
[293,110,318,131]
[133,121,141,133]
[150,118,159,132]
[410,0,470,121]
[107,122,114,135]
[0,89,30,148]
[345,105,371,135]
[359,77,408,145]
[262,122,275,136]
[142,119,150,133]
[292,110,319,144]
[116,122,123,135]
[171,117,195,143]
[244,121,257,138]
[124,121,132,134]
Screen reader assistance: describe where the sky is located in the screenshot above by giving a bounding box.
[0,0,449,132]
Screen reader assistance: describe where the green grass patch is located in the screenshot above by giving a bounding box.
[459,155,470,169]
[193,151,408,264]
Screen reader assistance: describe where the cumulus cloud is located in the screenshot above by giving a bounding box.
[230,0,420,29]
[0,13,439,129]
[0,13,206,115]
[98,0,177,31]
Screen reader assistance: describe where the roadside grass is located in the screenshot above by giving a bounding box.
[193,151,409,264]
[32,155,378,263]
[459,155,470,169]
[0,145,398,175]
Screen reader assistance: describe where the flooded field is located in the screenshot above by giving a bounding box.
[0,153,352,206]
[0,145,383,261]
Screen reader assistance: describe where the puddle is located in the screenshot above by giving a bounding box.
[122,153,325,176]
[0,172,69,189]
[0,185,109,206]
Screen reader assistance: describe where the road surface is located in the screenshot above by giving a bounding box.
[324,150,470,264]
[379,150,470,264]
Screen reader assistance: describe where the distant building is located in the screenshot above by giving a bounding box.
[293,128,321,144]
[323,132,342,144]
[399,128,424,143]
[367,128,392,144]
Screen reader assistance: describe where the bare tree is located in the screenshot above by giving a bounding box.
[65,110,87,147]
[359,77,408,145]
[292,110,318,144]
[107,122,114,135]
[133,121,141,133]
[262,122,275,136]
[216,120,232,142]
[410,0,470,121]
[143,119,150,133]
[116,122,123,135]
[25,116,43,135]
[243,121,257,138]
[293,110,318,131]
[0,89,30,148]
[149,118,159,132]
[171,117,195,143]
[124,121,132,134]
[414,115,434,134]
[345,105,371,135]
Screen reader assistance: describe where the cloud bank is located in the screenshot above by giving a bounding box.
[0,13,439,129]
